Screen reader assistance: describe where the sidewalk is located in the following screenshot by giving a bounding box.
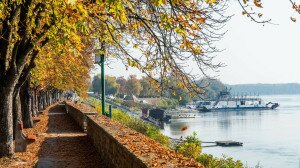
[0,103,104,168]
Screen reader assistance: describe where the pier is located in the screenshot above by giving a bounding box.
[171,138,243,147]
[202,140,243,147]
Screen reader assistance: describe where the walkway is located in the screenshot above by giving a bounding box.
[0,103,104,168]
[36,104,104,168]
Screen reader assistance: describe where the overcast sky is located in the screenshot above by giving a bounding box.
[92,0,300,85]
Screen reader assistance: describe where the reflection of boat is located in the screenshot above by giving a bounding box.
[197,89,279,112]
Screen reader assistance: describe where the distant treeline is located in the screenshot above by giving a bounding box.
[227,83,300,95]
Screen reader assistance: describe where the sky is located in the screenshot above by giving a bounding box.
[91,0,300,85]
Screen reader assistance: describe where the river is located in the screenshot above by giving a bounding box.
[162,95,300,168]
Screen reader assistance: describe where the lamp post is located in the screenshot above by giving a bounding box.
[95,50,106,116]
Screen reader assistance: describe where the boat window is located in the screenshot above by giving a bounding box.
[241,101,245,105]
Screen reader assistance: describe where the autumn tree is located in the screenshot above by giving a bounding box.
[0,0,232,157]
[0,0,90,156]
[116,76,127,96]
[162,76,191,106]
[92,75,120,96]
[126,75,142,96]
[139,77,160,98]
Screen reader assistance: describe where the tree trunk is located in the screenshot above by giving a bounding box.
[43,92,47,108]
[31,90,38,117]
[13,88,22,140]
[21,80,33,128]
[38,92,42,111]
[0,86,15,157]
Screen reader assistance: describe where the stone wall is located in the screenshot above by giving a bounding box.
[65,102,97,132]
[87,115,148,168]
[66,103,202,168]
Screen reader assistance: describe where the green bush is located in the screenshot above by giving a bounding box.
[176,132,202,158]
[196,154,243,168]
[176,132,244,168]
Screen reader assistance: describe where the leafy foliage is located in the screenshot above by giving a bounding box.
[176,132,202,158]
[176,132,245,168]
[196,154,244,168]
[125,75,143,96]
[139,77,160,98]
[31,39,93,96]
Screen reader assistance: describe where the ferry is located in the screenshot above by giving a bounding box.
[196,89,279,112]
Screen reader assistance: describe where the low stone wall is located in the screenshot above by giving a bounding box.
[66,102,202,168]
[87,115,147,168]
[87,115,202,168]
[64,102,97,132]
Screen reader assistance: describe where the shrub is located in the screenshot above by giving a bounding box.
[196,154,244,168]
[176,132,244,168]
[176,132,202,158]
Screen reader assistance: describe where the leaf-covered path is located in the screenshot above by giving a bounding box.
[0,103,104,168]
[35,103,104,168]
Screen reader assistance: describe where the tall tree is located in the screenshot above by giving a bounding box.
[105,76,120,96]
[92,75,120,96]
[139,77,160,98]
[0,1,89,156]
[116,76,127,96]
[126,75,142,96]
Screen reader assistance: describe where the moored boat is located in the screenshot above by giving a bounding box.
[197,89,279,112]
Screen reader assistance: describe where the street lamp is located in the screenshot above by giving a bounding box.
[94,50,106,116]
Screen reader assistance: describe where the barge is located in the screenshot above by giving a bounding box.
[197,89,279,112]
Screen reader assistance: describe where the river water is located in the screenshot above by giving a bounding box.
[162,95,300,168]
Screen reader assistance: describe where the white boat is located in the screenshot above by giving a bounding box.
[169,113,196,119]
[197,89,279,112]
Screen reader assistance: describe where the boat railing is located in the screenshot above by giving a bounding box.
[213,97,262,101]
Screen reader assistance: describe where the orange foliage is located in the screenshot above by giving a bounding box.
[31,37,93,96]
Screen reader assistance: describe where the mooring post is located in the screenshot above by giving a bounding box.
[108,105,112,118]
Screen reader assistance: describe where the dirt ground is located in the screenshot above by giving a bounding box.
[0,103,104,168]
